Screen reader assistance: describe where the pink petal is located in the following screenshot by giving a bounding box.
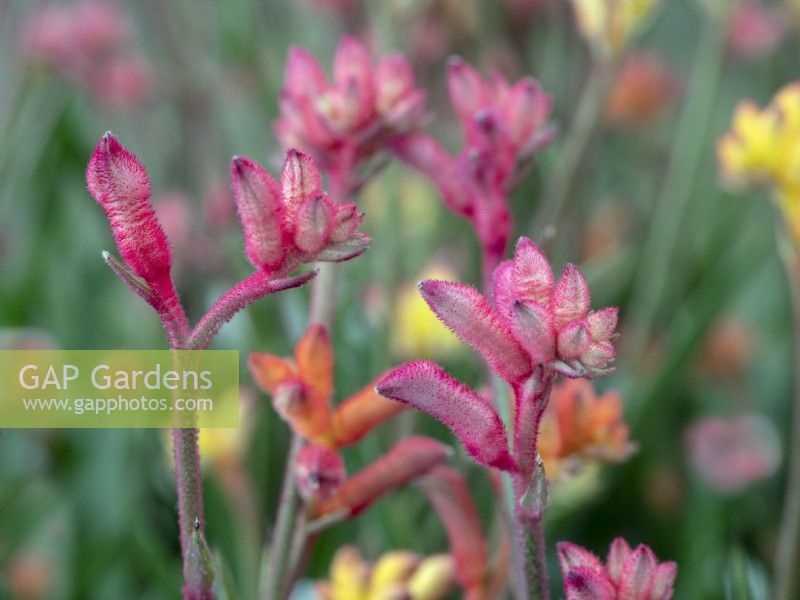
[511,237,554,305]
[505,77,551,149]
[374,53,415,113]
[564,567,617,600]
[651,562,677,600]
[330,203,363,243]
[283,46,328,99]
[231,155,286,271]
[618,545,657,600]
[492,259,515,318]
[510,300,555,363]
[557,321,591,360]
[281,148,322,223]
[376,361,516,471]
[551,264,591,330]
[333,36,373,86]
[557,542,606,574]
[447,56,487,126]
[419,280,532,382]
[86,132,171,283]
[586,307,618,342]
[606,537,633,585]
[293,192,334,255]
[581,341,616,371]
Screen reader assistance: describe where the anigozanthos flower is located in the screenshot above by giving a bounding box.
[558,538,677,600]
[718,82,800,245]
[316,546,455,600]
[538,379,636,481]
[249,324,404,447]
[718,83,800,191]
[569,0,659,58]
[391,263,461,360]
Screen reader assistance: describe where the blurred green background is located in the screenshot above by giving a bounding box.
[0,0,796,598]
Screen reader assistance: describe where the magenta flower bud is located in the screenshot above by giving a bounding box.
[511,300,555,363]
[418,279,532,383]
[564,568,616,600]
[551,264,591,330]
[447,56,486,127]
[606,537,631,584]
[557,321,591,360]
[511,237,555,305]
[330,203,363,243]
[294,193,334,255]
[295,443,346,501]
[580,341,616,371]
[231,155,286,272]
[618,545,657,599]
[377,361,516,471]
[587,307,619,342]
[86,132,172,286]
[281,148,322,223]
[558,542,605,574]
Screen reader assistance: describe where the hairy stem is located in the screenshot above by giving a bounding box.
[775,248,800,600]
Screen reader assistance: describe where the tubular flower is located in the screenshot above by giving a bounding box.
[275,36,427,175]
[392,61,554,264]
[718,83,800,246]
[569,0,659,58]
[418,467,489,598]
[231,150,370,275]
[316,546,455,600]
[558,538,677,600]
[377,237,619,475]
[537,379,636,481]
[313,436,451,518]
[249,324,405,448]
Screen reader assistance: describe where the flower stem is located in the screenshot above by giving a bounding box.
[775,247,800,600]
[260,434,304,600]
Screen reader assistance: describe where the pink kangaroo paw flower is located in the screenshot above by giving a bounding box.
[230,155,286,272]
[376,360,516,471]
[86,132,172,290]
[551,263,591,330]
[313,436,450,517]
[558,542,606,574]
[418,279,531,382]
[293,193,335,255]
[651,562,678,600]
[511,237,555,305]
[564,567,616,600]
[295,443,346,502]
[447,56,488,129]
[283,46,328,99]
[606,537,633,585]
[281,148,322,224]
[618,545,657,600]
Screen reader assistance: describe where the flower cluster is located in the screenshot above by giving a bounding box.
[392,60,554,265]
[538,378,635,480]
[569,0,659,58]
[231,150,371,276]
[275,36,427,178]
[23,1,151,108]
[558,538,677,600]
[249,325,450,517]
[377,237,619,474]
[718,82,800,245]
[316,546,454,600]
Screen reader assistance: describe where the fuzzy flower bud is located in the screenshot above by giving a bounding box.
[295,443,346,501]
[231,150,369,276]
[558,538,677,600]
[275,37,426,171]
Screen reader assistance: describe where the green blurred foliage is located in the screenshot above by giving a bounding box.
[0,0,797,598]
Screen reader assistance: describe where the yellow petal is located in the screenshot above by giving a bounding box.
[407,555,455,600]
[369,551,420,591]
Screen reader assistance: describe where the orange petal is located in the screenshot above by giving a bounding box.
[296,324,333,402]
[248,353,295,395]
[331,377,406,447]
[314,436,450,518]
[272,381,333,445]
[418,466,488,591]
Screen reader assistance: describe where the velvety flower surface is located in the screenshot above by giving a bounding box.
[231,150,370,275]
[275,36,426,173]
[558,538,677,600]
[316,546,455,600]
[538,378,635,480]
[377,237,619,473]
[249,324,404,448]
